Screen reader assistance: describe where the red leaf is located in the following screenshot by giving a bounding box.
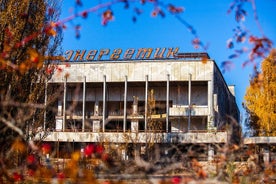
[168,4,184,14]
[27,154,36,164]
[96,144,104,154]
[57,172,65,180]
[41,143,51,154]
[13,172,23,181]
[84,144,95,157]
[102,10,114,25]
[81,11,88,18]
[171,176,181,184]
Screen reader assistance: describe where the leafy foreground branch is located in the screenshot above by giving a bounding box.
[1,137,276,183]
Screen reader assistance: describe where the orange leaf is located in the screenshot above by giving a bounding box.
[11,138,26,153]
[201,56,208,64]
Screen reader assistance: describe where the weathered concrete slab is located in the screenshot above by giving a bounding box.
[37,131,228,144]
[49,60,213,83]
[244,137,276,144]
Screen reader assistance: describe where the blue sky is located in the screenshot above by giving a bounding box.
[60,0,276,129]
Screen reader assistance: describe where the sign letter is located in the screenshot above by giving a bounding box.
[65,50,74,61]
[123,49,135,60]
[86,50,98,61]
[110,49,122,60]
[136,48,153,59]
[97,49,110,60]
[166,47,179,58]
[73,50,86,61]
[154,48,166,58]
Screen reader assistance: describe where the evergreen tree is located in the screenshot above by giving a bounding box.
[244,49,276,136]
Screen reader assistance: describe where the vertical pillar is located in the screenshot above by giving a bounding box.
[134,144,141,161]
[208,144,214,161]
[82,76,86,132]
[188,73,191,131]
[58,100,62,116]
[63,77,67,132]
[166,74,170,133]
[102,75,106,132]
[208,77,214,130]
[263,146,270,167]
[123,76,128,132]
[145,75,148,132]
[43,80,48,131]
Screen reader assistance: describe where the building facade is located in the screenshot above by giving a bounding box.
[40,50,240,161]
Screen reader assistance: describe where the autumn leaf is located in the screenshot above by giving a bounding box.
[81,11,88,18]
[151,8,165,18]
[249,36,272,61]
[11,138,26,153]
[45,27,57,37]
[28,48,40,63]
[13,172,23,181]
[168,4,184,14]
[102,9,114,25]
[41,143,51,154]
[84,144,95,157]
[27,154,36,164]
[201,55,208,64]
[71,151,81,161]
[96,144,104,155]
[46,66,53,75]
[19,63,28,74]
[192,38,200,49]
[171,176,181,184]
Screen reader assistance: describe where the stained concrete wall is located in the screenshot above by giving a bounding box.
[49,60,213,83]
[213,65,240,128]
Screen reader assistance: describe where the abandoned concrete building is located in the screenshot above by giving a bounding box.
[40,49,240,162]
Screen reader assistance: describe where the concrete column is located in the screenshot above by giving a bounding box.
[166,74,170,133]
[145,75,148,132]
[58,100,62,116]
[208,144,214,161]
[102,75,106,132]
[188,73,191,131]
[82,76,86,132]
[263,146,270,167]
[122,149,127,160]
[123,76,128,132]
[63,77,67,132]
[43,80,48,131]
[134,144,141,161]
[208,78,214,130]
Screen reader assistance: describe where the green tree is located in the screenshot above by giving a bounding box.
[244,49,276,136]
[0,0,62,171]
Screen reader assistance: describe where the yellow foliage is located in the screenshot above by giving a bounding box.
[244,49,276,136]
